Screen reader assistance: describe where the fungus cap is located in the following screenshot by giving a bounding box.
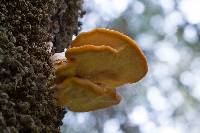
[54,60,76,84]
[55,77,121,112]
[71,28,144,52]
[54,28,148,112]
[56,45,118,86]
[66,28,148,87]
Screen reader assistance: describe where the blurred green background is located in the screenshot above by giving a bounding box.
[61,0,200,133]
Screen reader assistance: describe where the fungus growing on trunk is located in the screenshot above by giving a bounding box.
[54,28,148,112]
[55,77,121,112]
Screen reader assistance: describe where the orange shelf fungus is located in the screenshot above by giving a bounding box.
[55,77,121,112]
[54,28,148,112]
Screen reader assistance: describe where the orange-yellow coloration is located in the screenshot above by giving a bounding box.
[71,28,144,53]
[66,43,147,88]
[54,28,148,112]
[55,77,121,112]
[55,60,76,84]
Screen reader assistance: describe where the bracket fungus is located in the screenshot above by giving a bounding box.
[54,28,148,112]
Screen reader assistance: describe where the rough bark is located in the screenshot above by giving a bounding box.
[50,0,85,52]
[0,0,83,132]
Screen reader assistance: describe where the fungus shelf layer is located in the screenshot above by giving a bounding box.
[54,28,148,112]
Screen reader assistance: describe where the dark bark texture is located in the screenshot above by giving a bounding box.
[51,0,85,52]
[0,0,83,132]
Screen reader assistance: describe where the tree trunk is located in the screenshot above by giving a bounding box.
[0,0,83,132]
